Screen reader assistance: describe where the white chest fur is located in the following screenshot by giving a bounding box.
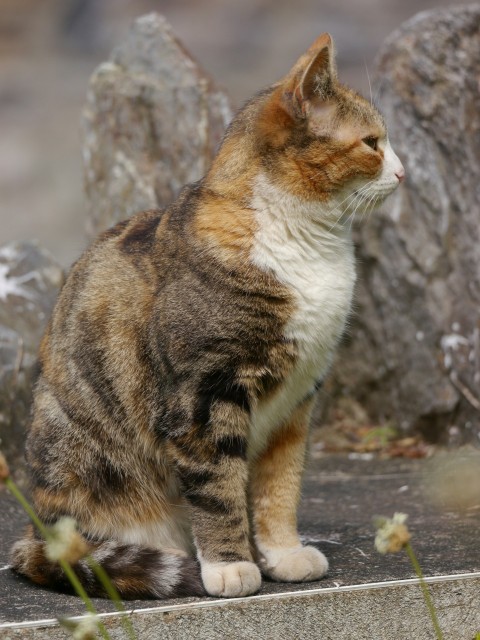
[248,174,356,458]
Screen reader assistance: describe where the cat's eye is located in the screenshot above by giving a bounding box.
[363,136,379,151]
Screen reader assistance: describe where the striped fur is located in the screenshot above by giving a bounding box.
[12,526,204,598]
[11,34,404,599]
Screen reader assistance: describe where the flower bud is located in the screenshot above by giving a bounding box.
[374,512,411,554]
[45,517,89,564]
[59,614,99,640]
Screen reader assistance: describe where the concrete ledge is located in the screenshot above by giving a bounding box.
[2,455,479,638]
[2,573,480,639]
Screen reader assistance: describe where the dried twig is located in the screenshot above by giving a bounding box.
[449,371,480,412]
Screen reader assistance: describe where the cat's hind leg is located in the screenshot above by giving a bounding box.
[250,397,328,583]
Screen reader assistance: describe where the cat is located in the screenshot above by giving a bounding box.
[11,33,404,599]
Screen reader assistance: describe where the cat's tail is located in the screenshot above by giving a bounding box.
[11,525,205,599]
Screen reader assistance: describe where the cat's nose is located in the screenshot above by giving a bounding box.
[395,166,405,183]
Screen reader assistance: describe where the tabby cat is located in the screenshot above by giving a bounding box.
[12,33,404,599]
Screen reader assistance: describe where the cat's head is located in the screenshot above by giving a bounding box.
[254,33,404,218]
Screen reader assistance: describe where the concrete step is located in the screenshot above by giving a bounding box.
[1,454,479,639]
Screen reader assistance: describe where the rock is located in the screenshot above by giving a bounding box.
[81,9,479,445]
[0,242,63,468]
[328,5,480,444]
[82,12,233,237]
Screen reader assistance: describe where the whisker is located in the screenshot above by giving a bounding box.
[364,57,373,106]
[318,179,379,235]
[360,192,375,225]
[336,180,376,208]
[348,191,368,232]
[326,192,363,233]
[362,192,380,225]
[351,184,380,229]
[327,183,376,233]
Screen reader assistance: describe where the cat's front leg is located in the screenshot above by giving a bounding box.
[168,397,261,598]
[250,397,329,583]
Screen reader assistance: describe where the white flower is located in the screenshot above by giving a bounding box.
[72,615,99,640]
[374,512,411,554]
[59,614,99,640]
[45,517,89,564]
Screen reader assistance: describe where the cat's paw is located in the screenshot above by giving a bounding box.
[259,545,328,582]
[200,560,261,598]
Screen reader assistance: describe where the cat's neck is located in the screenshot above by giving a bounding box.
[249,172,354,258]
[196,167,354,266]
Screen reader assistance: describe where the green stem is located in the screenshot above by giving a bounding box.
[87,557,137,640]
[405,542,444,640]
[5,477,52,541]
[59,561,110,640]
[5,477,112,640]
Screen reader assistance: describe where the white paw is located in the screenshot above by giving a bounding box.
[259,545,328,582]
[200,561,262,598]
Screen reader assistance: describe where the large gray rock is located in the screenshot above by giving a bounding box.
[82,12,232,237]
[80,9,480,445]
[0,242,63,468]
[329,5,480,444]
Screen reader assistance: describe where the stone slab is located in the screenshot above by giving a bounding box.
[1,454,479,638]
[329,4,480,444]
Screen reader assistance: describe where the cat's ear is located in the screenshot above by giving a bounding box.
[285,33,337,116]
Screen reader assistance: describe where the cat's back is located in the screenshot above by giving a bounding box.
[58,207,167,319]
[44,184,201,363]
[38,210,159,396]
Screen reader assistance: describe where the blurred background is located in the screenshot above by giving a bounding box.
[0,0,462,267]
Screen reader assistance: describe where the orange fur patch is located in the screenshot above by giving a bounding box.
[250,399,313,549]
[194,191,256,259]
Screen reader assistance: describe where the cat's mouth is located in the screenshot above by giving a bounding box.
[352,179,400,202]
[340,181,398,217]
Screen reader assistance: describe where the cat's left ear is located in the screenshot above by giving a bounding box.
[288,33,337,115]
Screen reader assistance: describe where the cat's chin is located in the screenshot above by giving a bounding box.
[342,185,398,218]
